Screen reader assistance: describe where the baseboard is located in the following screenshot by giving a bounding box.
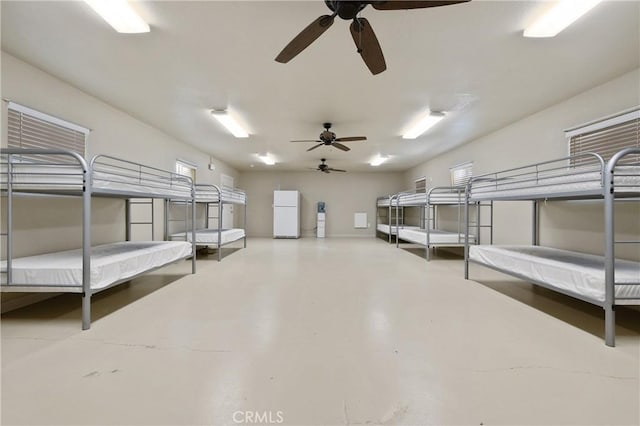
[1,293,60,314]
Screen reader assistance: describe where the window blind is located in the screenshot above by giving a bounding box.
[450,162,473,186]
[7,102,88,164]
[566,108,640,166]
[415,177,426,193]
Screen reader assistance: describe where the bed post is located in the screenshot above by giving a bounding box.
[125,199,131,241]
[532,200,539,246]
[82,158,92,330]
[218,198,223,262]
[395,198,400,248]
[243,199,247,248]
[6,154,14,285]
[425,197,431,261]
[464,183,470,280]
[191,191,196,274]
[163,200,169,241]
[388,200,392,243]
[603,152,618,347]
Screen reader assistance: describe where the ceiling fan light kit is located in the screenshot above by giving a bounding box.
[403,111,446,139]
[275,0,470,75]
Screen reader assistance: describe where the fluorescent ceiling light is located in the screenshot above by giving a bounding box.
[258,154,276,166]
[524,0,602,38]
[211,110,249,138]
[370,155,388,167]
[84,0,150,33]
[402,111,445,139]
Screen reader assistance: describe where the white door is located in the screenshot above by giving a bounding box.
[221,174,234,229]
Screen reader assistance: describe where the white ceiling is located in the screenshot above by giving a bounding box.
[1,1,639,172]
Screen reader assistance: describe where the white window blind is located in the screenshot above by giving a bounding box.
[450,161,473,186]
[415,177,426,193]
[7,102,88,164]
[565,107,640,166]
[175,159,196,182]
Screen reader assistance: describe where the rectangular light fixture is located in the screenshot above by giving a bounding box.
[258,154,276,165]
[524,0,602,38]
[84,0,150,33]
[369,155,388,167]
[211,110,249,138]
[402,111,445,139]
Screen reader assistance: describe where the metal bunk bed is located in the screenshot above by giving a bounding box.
[464,148,640,346]
[1,148,196,330]
[375,194,403,243]
[168,183,246,261]
[395,186,477,260]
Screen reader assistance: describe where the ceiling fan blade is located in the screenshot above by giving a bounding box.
[335,136,367,142]
[327,168,347,172]
[350,18,386,75]
[307,143,325,152]
[372,1,470,10]
[291,139,321,143]
[332,142,351,151]
[275,15,336,63]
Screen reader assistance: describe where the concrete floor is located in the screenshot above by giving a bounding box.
[1,238,639,425]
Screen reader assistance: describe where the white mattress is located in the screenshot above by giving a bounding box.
[171,228,245,245]
[377,224,419,235]
[2,241,192,290]
[470,165,640,200]
[469,245,640,302]
[195,185,246,204]
[398,228,475,245]
[1,163,193,198]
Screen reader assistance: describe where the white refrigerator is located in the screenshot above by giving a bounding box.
[273,190,300,238]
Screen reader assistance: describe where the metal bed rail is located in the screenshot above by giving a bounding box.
[195,183,247,205]
[91,154,193,199]
[468,152,606,201]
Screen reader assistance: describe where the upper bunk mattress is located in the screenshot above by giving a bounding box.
[469,245,640,302]
[469,165,640,201]
[1,163,193,198]
[398,228,475,245]
[171,228,245,245]
[1,241,192,290]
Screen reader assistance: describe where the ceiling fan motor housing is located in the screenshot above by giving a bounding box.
[325,1,367,20]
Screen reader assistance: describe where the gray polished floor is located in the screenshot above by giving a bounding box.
[2,238,639,425]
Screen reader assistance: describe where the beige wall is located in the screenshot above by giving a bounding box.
[238,171,403,237]
[404,68,640,259]
[1,52,239,309]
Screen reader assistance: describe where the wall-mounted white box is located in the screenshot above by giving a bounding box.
[354,212,367,229]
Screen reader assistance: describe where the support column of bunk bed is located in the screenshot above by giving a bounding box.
[375,194,398,243]
[463,149,640,346]
[1,149,196,330]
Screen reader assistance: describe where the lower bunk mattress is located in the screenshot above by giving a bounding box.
[376,224,419,235]
[171,228,245,245]
[1,241,192,290]
[469,245,640,302]
[398,228,475,245]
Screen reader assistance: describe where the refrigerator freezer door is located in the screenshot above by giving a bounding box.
[274,190,299,207]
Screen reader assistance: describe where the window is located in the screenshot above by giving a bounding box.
[7,102,89,163]
[415,176,427,193]
[450,161,473,186]
[175,159,197,182]
[565,107,640,166]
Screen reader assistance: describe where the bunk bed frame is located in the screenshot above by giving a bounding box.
[463,148,640,346]
[1,148,196,330]
[168,183,246,261]
[395,186,477,260]
[375,194,401,243]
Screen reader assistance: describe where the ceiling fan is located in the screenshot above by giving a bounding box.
[275,0,470,75]
[311,158,347,173]
[291,122,366,152]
